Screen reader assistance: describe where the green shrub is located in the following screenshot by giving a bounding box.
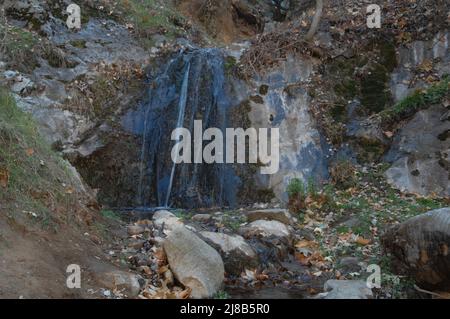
[287,178,305,198]
[287,178,306,213]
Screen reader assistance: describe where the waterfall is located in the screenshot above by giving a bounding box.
[165,63,191,207]
[123,48,243,209]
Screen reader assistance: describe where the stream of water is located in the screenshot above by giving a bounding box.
[124,48,242,209]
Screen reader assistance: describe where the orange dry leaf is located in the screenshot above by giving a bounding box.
[418,60,433,72]
[0,168,9,188]
[355,236,371,246]
[25,148,34,156]
[295,240,318,249]
[178,288,191,299]
[295,252,310,266]
[383,131,394,138]
[158,265,169,275]
[154,248,167,262]
[339,232,353,241]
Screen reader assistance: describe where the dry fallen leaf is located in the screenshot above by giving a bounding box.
[154,248,167,263]
[25,148,34,156]
[355,236,371,246]
[256,273,269,281]
[383,131,394,138]
[295,252,310,266]
[295,240,318,249]
[418,59,433,72]
[0,168,9,188]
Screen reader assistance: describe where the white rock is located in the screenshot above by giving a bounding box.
[240,220,291,239]
[127,225,145,236]
[199,232,258,275]
[323,280,373,299]
[153,210,183,234]
[96,271,142,298]
[163,226,224,298]
[246,209,293,225]
[192,214,212,223]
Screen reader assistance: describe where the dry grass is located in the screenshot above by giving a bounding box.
[239,27,317,78]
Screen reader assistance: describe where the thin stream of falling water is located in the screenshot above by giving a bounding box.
[137,54,179,206]
[164,63,191,207]
[137,97,152,205]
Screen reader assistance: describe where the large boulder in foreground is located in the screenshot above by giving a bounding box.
[381,208,450,290]
[163,226,224,298]
[199,231,258,275]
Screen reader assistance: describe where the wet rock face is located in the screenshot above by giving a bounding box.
[384,103,450,197]
[249,55,330,202]
[382,208,450,290]
[120,48,279,209]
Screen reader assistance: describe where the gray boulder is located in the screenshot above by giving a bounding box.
[240,220,291,239]
[323,280,373,299]
[192,214,212,223]
[384,102,449,197]
[246,208,293,225]
[96,270,142,298]
[163,226,224,298]
[199,231,258,275]
[382,207,450,290]
[153,210,184,234]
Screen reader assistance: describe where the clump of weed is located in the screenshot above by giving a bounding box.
[330,160,358,190]
[378,75,449,126]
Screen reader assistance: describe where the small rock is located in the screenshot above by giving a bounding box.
[128,240,145,250]
[323,280,373,299]
[137,266,152,276]
[192,214,212,223]
[153,210,183,234]
[199,231,258,275]
[127,225,145,236]
[240,220,291,239]
[3,70,17,79]
[96,271,142,298]
[11,75,33,94]
[163,226,224,298]
[246,209,293,225]
[338,257,362,274]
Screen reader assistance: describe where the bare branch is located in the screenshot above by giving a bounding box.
[305,0,323,41]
